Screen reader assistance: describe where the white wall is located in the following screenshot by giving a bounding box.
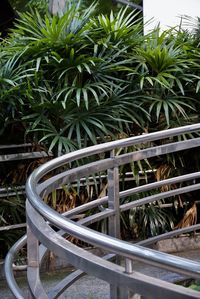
[144,0,199,33]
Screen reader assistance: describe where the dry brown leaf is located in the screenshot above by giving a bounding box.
[174,202,197,229]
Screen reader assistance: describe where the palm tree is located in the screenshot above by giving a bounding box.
[1,0,200,243]
[1,2,147,154]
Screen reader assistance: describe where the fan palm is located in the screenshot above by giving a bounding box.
[0,3,147,153]
[126,29,198,128]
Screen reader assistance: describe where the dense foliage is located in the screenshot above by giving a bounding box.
[0,2,147,154]
[1,2,200,153]
[1,1,200,254]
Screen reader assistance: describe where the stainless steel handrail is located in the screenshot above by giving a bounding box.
[26,124,200,277]
[5,123,200,298]
[4,235,27,299]
[26,173,200,278]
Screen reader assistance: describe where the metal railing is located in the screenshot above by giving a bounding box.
[5,124,200,299]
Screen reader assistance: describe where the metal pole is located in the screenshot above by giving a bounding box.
[108,149,122,298]
[27,224,39,299]
[108,149,120,238]
[125,259,138,299]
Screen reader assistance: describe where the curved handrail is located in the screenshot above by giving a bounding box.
[5,123,200,298]
[26,202,200,299]
[4,235,27,299]
[26,124,200,278]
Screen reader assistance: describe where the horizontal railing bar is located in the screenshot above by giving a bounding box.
[44,172,200,221]
[114,138,200,167]
[0,143,32,149]
[38,158,114,197]
[51,172,200,222]
[0,223,26,232]
[38,139,200,197]
[0,191,25,198]
[0,186,25,192]
[27,124,200,182]
[48,172,200,222]
[0,186,25,198]
[77,209,114,226]
[0,151,50,162]
[120,183,200,212]
[120,171,200,198]
[62,196,108,218]
[0,169,150,198]
[138,224,200,247]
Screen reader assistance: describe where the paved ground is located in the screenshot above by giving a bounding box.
[1,249,200,298]
[0,272,110,299]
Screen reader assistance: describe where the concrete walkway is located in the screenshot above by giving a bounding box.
[1,272,110,299]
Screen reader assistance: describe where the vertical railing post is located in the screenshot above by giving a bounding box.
[110,259,134,299]
[27,224,39,299]
[108,149,120,239]
[26,200,48,299]
[108,150,133,299]
[108,150,120,299]
[124,259,138,299]
[108,149,122,298]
